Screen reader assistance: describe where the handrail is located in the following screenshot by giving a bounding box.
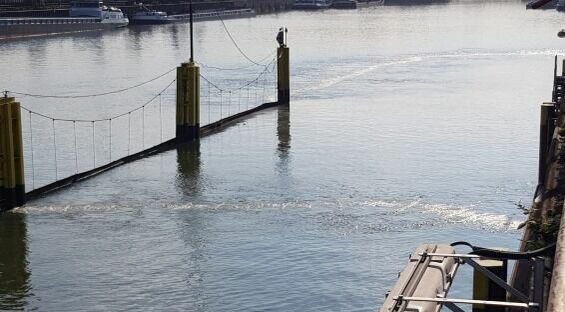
[0,17,99,26]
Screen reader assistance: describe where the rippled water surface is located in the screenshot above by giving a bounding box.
[1,1,563,310]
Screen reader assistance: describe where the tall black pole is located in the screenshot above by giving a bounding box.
[189,0,194,63]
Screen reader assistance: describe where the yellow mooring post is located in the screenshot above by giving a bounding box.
[176,62,200,142]
[11,100,25,206]
[0,96,25,210]
[472,254,508,312]
[277,44,290,105]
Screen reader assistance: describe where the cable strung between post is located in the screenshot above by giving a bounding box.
[198,50,276,71]
[28,111,35,189]
[6,67,176,99]
[217,13,268,66]
[19,79,176,123]
[200,59,276,93]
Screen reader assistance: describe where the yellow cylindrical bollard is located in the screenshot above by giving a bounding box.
[176,62,200,142]
[0,97,16,210]
[186,63,200,140]
[277,45,290,105]
[11,101,25,206]
[191,65,200,137]
[472,254,508,312]
[176,63,189,140]
[0,100,5,208]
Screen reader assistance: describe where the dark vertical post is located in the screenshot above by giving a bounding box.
[189,0,194,63]
[552,56,557,102]
[11,101,25,206]
[277,44,290,105]
[1,98,15,209]
[539,103,554,185]
[176,0,199,142]
[176,62,200,142]
[0,98,7,209]
[532,257,545,312]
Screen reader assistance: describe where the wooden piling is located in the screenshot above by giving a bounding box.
[0,97,24,210]
[176,62,200,142]
[539,103,555,185]
[11,101,25,206]
[277,45,290,105]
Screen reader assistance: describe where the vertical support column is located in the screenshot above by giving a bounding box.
[11,101,25,206]
[277,45,290,105]
[0,99,6,209]
[0,98,15,209]
[472,256,508,312]
[539,103,554,185]
[176,62,200,142]
[531,257,545,312]
[190,64,200,140]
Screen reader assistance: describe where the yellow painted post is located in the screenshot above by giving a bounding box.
[0,97,16,210]
[472,255,508,312]
[277,45,290,105]
[11,101,25,206]
[189,64,200,140]
[0,100,5,208]
[176,63,188,140]
[176,62,200,141]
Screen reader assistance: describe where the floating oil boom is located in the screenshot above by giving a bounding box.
[379,244,547,312]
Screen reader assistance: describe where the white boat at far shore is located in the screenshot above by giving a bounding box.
[292,0,332,10]
[129,5,256,25]
[0,0,128,40]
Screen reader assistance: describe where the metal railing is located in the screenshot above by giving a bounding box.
[0,17,99,25]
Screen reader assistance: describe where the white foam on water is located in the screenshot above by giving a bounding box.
[294,56,423,95]
[15,204,123,214]
[421,202,523,231]
[295,48,565,96]
[16,197,524,232]
[355,198,523,231]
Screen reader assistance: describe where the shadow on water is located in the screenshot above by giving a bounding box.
[0,212,31,310]
[176,141,202,197]
[276,104,291,175]
[175,142,209,311]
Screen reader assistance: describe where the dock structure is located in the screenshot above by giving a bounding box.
[548,218,565,311]
[504,57,565,311]
[535,59,565,311]
[379,57,565,312]
[0,36,290,211]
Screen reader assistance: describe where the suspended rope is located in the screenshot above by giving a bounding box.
[127,113,131,156]
[6,67,176,99]
[109,119,112,162]
[217,13,267,66]
[198,50,275,71]
[159,94,163,143]
[28,111,35,189]
[92,121,96,168]
[52,119,58,180]
[73,121,78,174]
[19,79,176,123]
[200,59,275,93]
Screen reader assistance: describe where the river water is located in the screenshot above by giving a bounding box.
[0,1,563,311]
